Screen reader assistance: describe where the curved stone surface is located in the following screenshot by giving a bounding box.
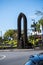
[17,13,27,48]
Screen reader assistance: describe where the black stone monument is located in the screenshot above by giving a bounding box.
[17,13,28,48]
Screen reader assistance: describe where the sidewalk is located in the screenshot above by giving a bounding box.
[0,49,43,52]
[0,49,34,52]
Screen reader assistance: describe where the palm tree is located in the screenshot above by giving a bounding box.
[35,10,43,17]
[38,18,43,34]
[31,19,40,33]
[39,18,43,25]
[31,19,36,31]
[35,10,43,31]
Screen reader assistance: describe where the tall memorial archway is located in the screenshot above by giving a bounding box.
[17,13,28,48]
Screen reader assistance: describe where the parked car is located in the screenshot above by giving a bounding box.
[25,53,43,65]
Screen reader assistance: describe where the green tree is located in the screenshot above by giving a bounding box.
[3,29,17,40]
[38,18,43,25]
[31,22,40,32]
[0,37,2,43]
[36,22,40,32]
[38,18,43,35]
[31,19,40,33]
[31,21,37,32]
[35,10,43,33]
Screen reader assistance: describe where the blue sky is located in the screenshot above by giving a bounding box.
[0,0,43,35]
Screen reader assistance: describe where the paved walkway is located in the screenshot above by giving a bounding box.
[0,49,43,52]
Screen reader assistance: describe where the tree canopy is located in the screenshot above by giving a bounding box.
[3,29,17,40]
[38,18,43,25]
[31,21,40,32]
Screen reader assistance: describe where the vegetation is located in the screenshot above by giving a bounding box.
[31,19,40,33]
[38,18,43,25]
[3,29,17,41]
[0,10,43,49]
[0,29,18,49]
[28,35,39,46]
[0,40,17,49]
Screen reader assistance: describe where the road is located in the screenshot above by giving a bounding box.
[0,49,43,65]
